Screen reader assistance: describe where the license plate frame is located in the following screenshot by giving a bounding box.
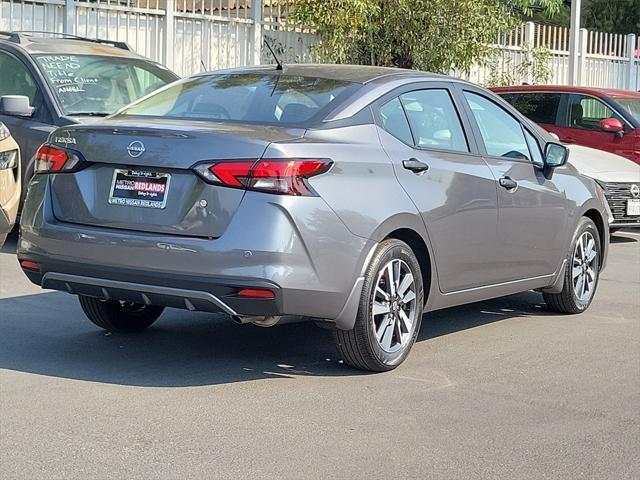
[627,198,640,217]
[108,169,171,209]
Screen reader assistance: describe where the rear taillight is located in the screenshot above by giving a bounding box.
[193,159,332,196]
[19,260,40,272]
[34,144,83,173]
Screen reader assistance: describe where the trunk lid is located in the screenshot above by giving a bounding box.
[49,118,305,238]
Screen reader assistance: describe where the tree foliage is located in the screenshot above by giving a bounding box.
[291,0,563,73]
[584,0,640,35]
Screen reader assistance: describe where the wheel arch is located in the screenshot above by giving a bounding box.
[582,208,607,271]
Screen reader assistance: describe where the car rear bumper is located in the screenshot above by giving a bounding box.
[18,176,372,326]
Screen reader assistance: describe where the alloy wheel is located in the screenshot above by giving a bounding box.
[371,259,418,353]
[572,231,598,303]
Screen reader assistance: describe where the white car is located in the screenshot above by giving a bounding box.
[567,144,640,230]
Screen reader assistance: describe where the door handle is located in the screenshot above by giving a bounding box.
[402,158,429,173]
[499,176,518,190]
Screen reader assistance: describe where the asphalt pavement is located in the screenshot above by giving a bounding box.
[1,229,638,479]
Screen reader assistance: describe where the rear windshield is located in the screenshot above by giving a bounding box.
[613,97,640,123]
[34,54,177,116]
[117,74,358,125]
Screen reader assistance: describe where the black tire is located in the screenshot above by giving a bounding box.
[78,295,164,333]
[543,217,601,314]
[335,239,424,372]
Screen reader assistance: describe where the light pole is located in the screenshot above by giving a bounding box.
[568,0,582,86]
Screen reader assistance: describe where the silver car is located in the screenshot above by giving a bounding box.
[18,65,610,371]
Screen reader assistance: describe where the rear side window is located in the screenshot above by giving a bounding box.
[499,92,561,125]
[0,51,38,105]
[379,97,413,145]
[399,89,468,152]
[464,92,530,160]
[120,74,358,125]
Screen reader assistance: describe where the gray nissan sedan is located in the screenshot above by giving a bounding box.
[18,65,610,371]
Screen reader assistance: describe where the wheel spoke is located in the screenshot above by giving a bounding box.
[393,260,401,293]
[380,321,394,350]
[572,265,582,279]
[402,289,416,304]
[376,316,390,341]
[393,316,403,346]
[375,285,389,301]
[397,272,414,297]
[398,309,412,333]
[372,300,390,316]
[385,263,397,297]
[575,275,584,298]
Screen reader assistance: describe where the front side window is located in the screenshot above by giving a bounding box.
[568,94,623,130]
[0,51,38,105]
[464,92,530,160]
[500,92,561,125]
[120,74,358,125]
[34,54,176,116]
[399,89,469,153]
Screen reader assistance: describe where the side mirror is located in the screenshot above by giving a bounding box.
[599,117,624,137]
[544,142,568,169]
[0,95,34,117]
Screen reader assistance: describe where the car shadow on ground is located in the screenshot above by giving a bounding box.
[610,231,639,244]
[0,287,551,387]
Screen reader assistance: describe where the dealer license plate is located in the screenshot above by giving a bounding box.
[108,169,170,209]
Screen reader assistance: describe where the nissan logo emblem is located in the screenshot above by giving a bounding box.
[631,184,640,199]
[127,141,145,158]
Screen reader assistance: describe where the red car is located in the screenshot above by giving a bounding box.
[491,85,640,164]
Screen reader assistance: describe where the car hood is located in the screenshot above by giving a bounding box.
[566,144,640,183]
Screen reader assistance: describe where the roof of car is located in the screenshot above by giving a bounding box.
[200,64,449,84]
[0,32,144,59]
[491,84,640,99]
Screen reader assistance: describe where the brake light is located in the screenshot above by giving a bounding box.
[194,159,332,196]
[34,144,82,173]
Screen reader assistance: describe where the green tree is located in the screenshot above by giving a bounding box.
[584,0,640,34]
[291,0,563,73]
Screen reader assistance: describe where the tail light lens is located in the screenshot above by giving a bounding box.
[34,144,83,173]
[194,159,332,196]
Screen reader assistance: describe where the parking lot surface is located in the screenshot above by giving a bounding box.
[1,230,638,479]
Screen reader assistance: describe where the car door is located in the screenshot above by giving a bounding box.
[0,49,56,196]
[459,88,568,282]
[562,93,636,158]
[375,84,502,293]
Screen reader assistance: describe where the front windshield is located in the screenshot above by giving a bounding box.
[34,54,177,116]
[614,97,640,123]
[117,74,358,125]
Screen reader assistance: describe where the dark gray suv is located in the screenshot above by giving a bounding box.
[0,31,178,203]
[18,65,610,371]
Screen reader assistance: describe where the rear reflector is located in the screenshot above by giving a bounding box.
[194,159,332,196]
[237,288,275,299]
[20,260,40,272]
[34,144,82,173]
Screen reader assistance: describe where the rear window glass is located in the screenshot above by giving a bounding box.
[119,74,358,125]
[500,92,561,125]
[34,54,176,116]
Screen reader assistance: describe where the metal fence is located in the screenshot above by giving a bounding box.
[1,2,638,90]
[0,0,312,76]
[465,22,639,90]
